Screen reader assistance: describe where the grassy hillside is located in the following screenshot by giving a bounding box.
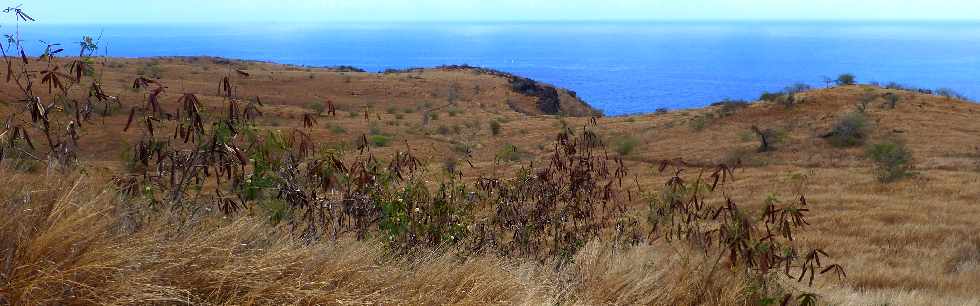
[2,56,979,305]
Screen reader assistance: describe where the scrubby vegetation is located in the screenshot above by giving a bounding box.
[610,134,640,156]
[866,139,913,182]
[489,120,502,136]
[824,112,869,147]
[4,6,980,305]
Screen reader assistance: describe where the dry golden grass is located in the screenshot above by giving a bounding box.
[3,58,980,305]
[0,173,761,305]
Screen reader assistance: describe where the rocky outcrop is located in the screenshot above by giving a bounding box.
[380,64,600,117]
[439,65,600,117]
[509,76,562,114]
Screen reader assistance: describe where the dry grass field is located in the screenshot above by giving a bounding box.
[2,55,980,305]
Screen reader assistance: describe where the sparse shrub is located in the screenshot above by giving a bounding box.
[836,73,856,86]
[329,124,347,134]
[738,130,756,142]
[369,124,383,135]
[447,82,460,103]
[394,113,405,120]
[347,111,358,118]
[489,121,502,136]
[463,119,481,129]
[385,107,397,114]
[450,141,472,155]
[689,116,708,131]
[784,83,812,94]
[857,88,877,113]
[712,99,750,116]
[447,108,461,117]
[720,147,763,167]
[436,125,450,135]
[442,158,458,174]
[883,92,900,109]
[495,143,526,162]
[866,139,913,182]
[611,135,640,156]
[368,134,391,147]
[307,101,326,115]
[826,112,869,147]
[936,88,971,101]
[5,157,43,173]
[759,91,783,102]
[777,93,798,108]
[759,83,809,107]
[136,62,163,78]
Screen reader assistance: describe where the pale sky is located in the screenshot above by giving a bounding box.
[15,0,980,24]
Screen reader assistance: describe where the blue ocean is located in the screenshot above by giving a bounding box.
[20,22,980,115]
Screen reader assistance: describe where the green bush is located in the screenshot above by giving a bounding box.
[611,135,640,156]
[368,135,391,147]
[328,124,346,134]
[447,108,461,117]
[866,140,913,182]
[759,91,783,102]
[826,112,868,147]
[306,101,326,115]
[450,141,472,155]
[489,121,502,136]
[690,116,708,131]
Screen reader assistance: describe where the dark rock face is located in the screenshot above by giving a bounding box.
[509,77,562,114]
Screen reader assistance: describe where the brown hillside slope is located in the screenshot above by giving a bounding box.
[1,57,979,305]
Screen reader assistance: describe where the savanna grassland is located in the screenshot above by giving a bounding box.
[1,12,980,306]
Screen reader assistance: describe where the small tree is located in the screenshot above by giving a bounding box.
[836,74,856,86]
[784,83,812,94]
[821,76,835,88]
[751,126,779,152]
